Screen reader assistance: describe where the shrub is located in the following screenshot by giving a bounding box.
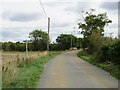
[99,44,110,62]
[98,40,120,64]
[109,40,120,64]
[87,34,103,54]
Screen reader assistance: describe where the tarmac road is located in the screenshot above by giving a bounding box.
[38,50,118,88]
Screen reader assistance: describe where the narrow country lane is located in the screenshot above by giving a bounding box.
[38,50,118,88]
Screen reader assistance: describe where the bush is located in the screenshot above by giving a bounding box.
[50,44,58,51]
[87,34,113,55]
[87,34,104,54]
[98,40,120,64]
[109,40,120,64]
[99,44,110,62]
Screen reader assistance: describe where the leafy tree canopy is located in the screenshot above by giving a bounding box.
[78,9,112,38]
[29,30,48,51]
[56,34,77,50]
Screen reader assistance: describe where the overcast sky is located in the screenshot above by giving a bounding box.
[1,0,119,42]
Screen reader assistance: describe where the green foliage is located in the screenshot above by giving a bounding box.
[87,34,112,54]
[100,40,120,64]
[77,9,119,80]
[16,42,26,51]
[9,43,16,51]
[77,38,86,49]
[56,34,77,50]
[78,9,112,49]
[29,30,48,51]
[2,42,26,51]
[2,30,83,51]
[87,33,103,54]
[50,43,58,51]
[2,42,11,51]
[78,9,112,38]
[99,44,110,62]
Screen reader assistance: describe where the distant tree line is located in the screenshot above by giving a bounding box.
[1,30,85,51]
[2,42,26,51]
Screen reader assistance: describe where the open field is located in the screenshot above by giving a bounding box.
[1,51,48,65]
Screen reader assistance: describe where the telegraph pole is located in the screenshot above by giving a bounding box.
[71,27,76,48]
[71,32,73,48]
[26,40,28,58]
[47,17,50,51]
[71,36,72,48]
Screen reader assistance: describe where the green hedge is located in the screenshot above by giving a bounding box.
[100,40,120,65]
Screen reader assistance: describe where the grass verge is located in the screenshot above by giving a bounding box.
[77,51,120,80]
[2,51,64,88]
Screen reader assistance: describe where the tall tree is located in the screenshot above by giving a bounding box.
[29,30,48,51]
[78,9,112,38]
[78,9,112,48]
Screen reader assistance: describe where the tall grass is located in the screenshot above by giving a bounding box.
[2,51,49,87]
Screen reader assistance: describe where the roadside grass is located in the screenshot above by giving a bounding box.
[77,51,120,80]
[2,51,65,88]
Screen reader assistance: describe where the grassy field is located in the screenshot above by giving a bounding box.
[2,51,48,65]
[1,50,68,88]
[77,51,120,80]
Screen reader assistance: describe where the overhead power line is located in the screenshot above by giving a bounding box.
[38,0,48,18]
[38,0,58,28]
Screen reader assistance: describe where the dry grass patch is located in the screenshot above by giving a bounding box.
[2,51,48,65]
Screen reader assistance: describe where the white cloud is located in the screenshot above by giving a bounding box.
[100,2,118,11]
[104,27,118,38]
[1,0,119,42]
[3,12,42,22]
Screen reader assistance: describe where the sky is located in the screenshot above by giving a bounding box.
[1,0,119,42]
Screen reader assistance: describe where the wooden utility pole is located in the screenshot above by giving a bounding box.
[47,17,50,51]
[26,40,28,57]
[71,37,72,48]
[26,40,28,64]
[71,32,72,48]
[71,27,75,48]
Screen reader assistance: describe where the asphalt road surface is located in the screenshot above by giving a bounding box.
[38,50,118,88]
